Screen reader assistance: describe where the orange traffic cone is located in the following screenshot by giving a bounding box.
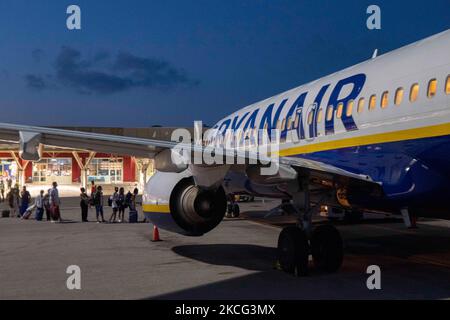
[152,225,162,242]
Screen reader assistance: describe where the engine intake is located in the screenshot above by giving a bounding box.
[170,177,227,236]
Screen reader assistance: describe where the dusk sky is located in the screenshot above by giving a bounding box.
[0,0,448,127]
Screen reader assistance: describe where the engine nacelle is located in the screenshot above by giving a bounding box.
[154,149,189,173]
[143,170,227,236]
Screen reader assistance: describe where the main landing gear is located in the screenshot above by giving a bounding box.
[276,182,344,276]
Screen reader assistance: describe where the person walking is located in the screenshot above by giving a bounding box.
[80,187,89,222]
[43,189,51,221]
[117,187,126,223]
[90,180,96,196]
[93,185,105,223]
[19,186,31,217]
[7,187,20,218]
[49,182,61,222]
[108,187,119,223]
[0,179,5,202]
[35,190,45,221]
[7,177,12,191]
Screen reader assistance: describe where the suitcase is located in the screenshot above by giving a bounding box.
[51,206,60,220]
[129,210,138,223]
[2,210,10,218]
[22,204,36,220]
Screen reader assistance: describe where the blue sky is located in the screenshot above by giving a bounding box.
[0,0,448,127]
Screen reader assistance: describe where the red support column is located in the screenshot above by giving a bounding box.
[123,156,136,182]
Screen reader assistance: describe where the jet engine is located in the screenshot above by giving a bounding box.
[143,171,227,236]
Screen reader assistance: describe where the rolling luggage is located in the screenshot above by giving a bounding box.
[22,204,36,220]
[129,209,138,223]
[51,205,60,221]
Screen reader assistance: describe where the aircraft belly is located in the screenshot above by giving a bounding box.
[299,134,450,215]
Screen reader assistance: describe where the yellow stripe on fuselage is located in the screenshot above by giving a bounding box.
[278,122,450,157]
[142,204,170,213]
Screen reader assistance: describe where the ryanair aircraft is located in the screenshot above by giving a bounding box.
[0,30,449,275]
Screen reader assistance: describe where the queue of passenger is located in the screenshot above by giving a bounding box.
[2,180,141,224]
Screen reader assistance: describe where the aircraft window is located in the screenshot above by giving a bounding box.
[381,91,389,109]
[294,114,300,128]
[307,110,313,125]
[427,79,437,98]
[336,102,344,119]
[369,95,376,110]
[357,98,365,113]
[287,117,293,129]
[281,118,286,131]
[410,83,419,102]
[446,75,450,95]
[394,88,404,105]
[252,128,257,141]
[317,108,323,123]
[326,105,334,121]
[346,100,354,117]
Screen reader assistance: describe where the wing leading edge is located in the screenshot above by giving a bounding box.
[0,122,381,189]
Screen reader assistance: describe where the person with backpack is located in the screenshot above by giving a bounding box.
[108,187,119,223]
[43,189,51,221]
[93,185,105,223]
[49,182,61,222]
[117,187,126,223]
[80,187,90,222]
[19,186,31,217]
[7,187,20,218]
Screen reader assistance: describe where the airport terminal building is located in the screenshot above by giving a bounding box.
[0,127,183,188]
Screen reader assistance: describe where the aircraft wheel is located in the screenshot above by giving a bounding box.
[311,224,344,273]
[277,226,309,276]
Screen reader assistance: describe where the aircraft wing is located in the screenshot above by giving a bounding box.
[0,122,380,188]
[0,122,176,158]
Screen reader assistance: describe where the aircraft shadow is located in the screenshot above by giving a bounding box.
[145,240,450,300]
[150,227,450,300]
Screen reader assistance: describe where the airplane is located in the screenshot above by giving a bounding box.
[0,29,449,276]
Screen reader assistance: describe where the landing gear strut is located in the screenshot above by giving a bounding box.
[276,179,344,276]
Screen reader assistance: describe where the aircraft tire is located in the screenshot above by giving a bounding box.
[277,226,309,276]
[311,224,344,273]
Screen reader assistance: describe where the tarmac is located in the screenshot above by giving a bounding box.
[0,197,449,300]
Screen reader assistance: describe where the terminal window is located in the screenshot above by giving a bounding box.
[32,158,72,184]
[87,158,123,184]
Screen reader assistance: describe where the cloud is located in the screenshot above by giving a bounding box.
[24,74,47,90]
[26,47,198,94]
